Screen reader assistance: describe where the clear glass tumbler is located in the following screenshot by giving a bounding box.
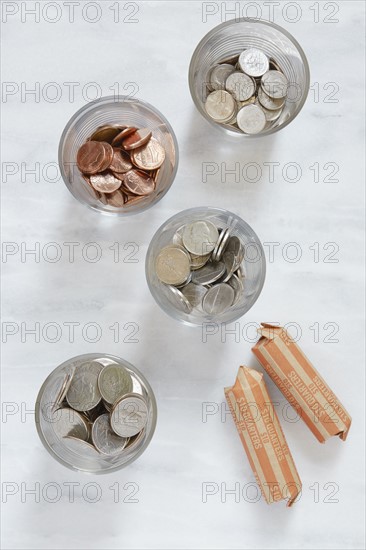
[145,207,266,326]
[59,96,178,215]
[35,353,157,473]
[189,18,310,136]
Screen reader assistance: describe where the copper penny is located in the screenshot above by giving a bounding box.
[89,125,121,143]
[109,148,133,173]
[123,170,155,196]
[125,195,146,205]
[77,141,107,175]
[106,189,125,207]
[131,138,166,170]
[90,172,122,194]
[99,142,114,171]
[111,127,138,147]
[122,128,152,151]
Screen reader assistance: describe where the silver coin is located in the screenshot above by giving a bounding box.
[63,436,100,457]
[125,428,145,450]
[52,370,74,412]
[172,225,186,247]
[257,86,286,111]
[255,99,283,122]
[181,283,208,308]
[212,229,228,262]
[261,70,288,99]
[237,96,256,110]
[182,220,219,256]
[225,236,241,256]
[213,228,231,262]
[102,399,112,412]
[155,246,191,286]
[237,104,266,134]
[269,58,283,72]
[205,90,236,123]
[98,364,133,405]
[202,284,235,315]
[239,48,269,78]
[162,284,193,313]
[218,54,239,66]
[66,361,103,412]
[191,261,226,285]
[92,413,129,455]
[111,394,149,438]
[52,407,90,440]
[236,263,246,280]
[209,63,236,91]
[221,250,238,283]
[228,274,244,304]
[190,252,211,270]
[225,72,255,102]
[176,271,192,288]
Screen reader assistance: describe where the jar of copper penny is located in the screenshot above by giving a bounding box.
[59,96,178,215]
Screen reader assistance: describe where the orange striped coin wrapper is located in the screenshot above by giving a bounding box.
[224,366,302,507]
[252,324,352,443]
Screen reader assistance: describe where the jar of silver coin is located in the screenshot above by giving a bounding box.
[35,354,157,473]
[145,207,266,326]
[59,96,178,215]
[189,18,309,136]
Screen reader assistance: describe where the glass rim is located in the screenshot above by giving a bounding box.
[145,206,267,327]
[188,17,311,138]
[58,95,179,216]
[35,352,158,474]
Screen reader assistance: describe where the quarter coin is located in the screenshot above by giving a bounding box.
[98,364,133,405]
[92,413,129,455]
[52,370,74,412]
[111,394,149,438]
[66,361,103,412]
[53,407,90,440]
[63,436,100,456]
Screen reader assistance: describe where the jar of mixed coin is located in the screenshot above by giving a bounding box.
[146,207,266,326]
[35,354,157,473]
[189,18,310,136]
[59,96,178,215]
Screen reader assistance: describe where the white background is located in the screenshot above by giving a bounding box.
[1,1,365,549]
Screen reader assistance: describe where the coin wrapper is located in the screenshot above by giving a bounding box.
[225,366,302,507]
[252,324,352,443]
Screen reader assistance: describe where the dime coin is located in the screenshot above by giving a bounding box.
[92,413,129,455]
[239,48,269,77]
[257,86,286,111]
[162,284,193,313]
[225,72,255,102]
[131,138,166,170]
[111,127,138,147]
[155,246,191,286]
[111,394,149,438]
[106,189,125,207]
[210,63,236,91]
[98,364,133,405]
[122,128,152,150]
[182,220,219,256]
[52,370,74,412]
[89,125,121,143]
[237,104,266,134]
[66,361,103,412]
[261,70,288,99]
[63,436,100,456]
[202,283,235,315]
[53,407,90,440]
[205,90,236,122]
[191,261,226,285]
[76,141,108,175]
[109,149,132,173]
[181,283,208,308]
[123,170,155,196]
[90,172,122,194]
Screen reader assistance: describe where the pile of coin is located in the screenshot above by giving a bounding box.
[76,125,166,207]
[154,220,245,316]
[204,48,288,134]
[50,360,149,457]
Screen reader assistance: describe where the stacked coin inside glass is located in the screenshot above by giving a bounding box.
[154,220,246,316]
[204,48,288,134]
[76,125,166,207]
[50,359,149,457]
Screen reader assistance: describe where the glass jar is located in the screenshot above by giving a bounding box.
[35,353,157,473]
[189,18,310,136]
[145,207,266,326]
[59,96,178,215]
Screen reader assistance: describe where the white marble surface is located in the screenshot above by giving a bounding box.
[1,2,365,549]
